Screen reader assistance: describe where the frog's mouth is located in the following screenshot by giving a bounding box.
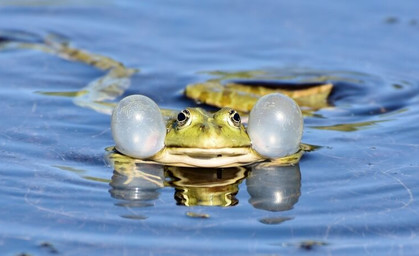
[168,147,252,158]
[152,147,264,168]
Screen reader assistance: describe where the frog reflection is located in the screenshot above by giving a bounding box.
[166,167,248,207]
[107,150,301,210]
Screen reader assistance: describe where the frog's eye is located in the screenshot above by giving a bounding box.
[228,109,241,127]
[111,95,165,159]
[247,93,303,159]
[177,109,191,127]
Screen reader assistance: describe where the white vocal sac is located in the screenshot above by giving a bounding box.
[247,93,303,158]
[111,95,166,159]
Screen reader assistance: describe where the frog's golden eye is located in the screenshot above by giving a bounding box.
[177,109,191,127]
[229,109,241,127]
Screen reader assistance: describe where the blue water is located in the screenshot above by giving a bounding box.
[1,1,419,255]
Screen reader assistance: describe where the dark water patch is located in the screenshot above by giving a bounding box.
[39,241,59,254]
[114,201,154,208]
[385,16,399,24]
[259,216,293,225]
[0,29,43,43]
[120,214,148,220]
[275,240,329,251]
[325,78,418,116]
[229,80,331,91]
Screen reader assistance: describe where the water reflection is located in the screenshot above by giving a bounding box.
[106,149,165,210]
[166,167,248,207]
[109,164,164,203]
[247,164,301,212]
[106,150,301,211]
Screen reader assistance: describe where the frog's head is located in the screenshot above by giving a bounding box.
[165,107,251,148]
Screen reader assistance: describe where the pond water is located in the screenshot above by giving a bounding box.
[1,0,419,255]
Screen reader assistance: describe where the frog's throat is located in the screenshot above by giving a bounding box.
[150,147,264,168]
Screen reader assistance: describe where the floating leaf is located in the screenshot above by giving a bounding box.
[185,81,333,113]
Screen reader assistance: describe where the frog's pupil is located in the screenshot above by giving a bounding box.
[233,113,240,122]
[177,112,186,122]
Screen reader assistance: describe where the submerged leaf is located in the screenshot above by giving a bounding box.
[121,214,148,220]
[311,120,387,132]
[186,211,210,219]
[259,216,293,225]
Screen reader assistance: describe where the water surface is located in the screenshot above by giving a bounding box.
[1,1,419,255]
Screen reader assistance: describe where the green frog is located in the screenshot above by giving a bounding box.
[111,93,305,167]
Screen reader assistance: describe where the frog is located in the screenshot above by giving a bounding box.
[154,109,297,167]
[1,32,326,167]
[111,92,305,167]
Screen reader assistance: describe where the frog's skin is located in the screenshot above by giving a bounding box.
[1,33,313,167]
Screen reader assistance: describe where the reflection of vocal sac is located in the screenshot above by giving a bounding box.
[247,164,301,211]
